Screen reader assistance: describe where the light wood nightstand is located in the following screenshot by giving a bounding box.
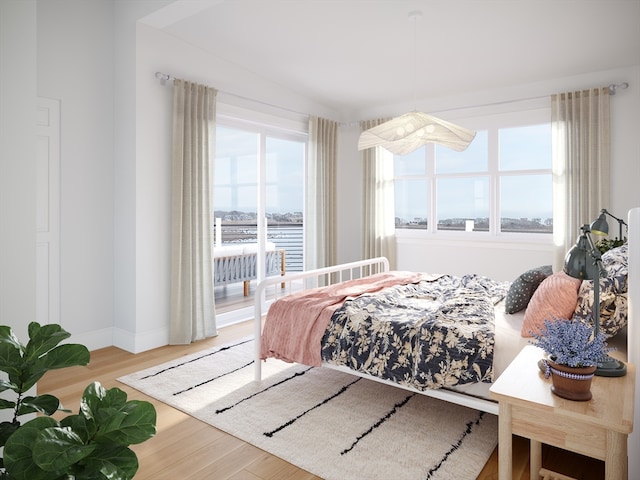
[489,345,635,480]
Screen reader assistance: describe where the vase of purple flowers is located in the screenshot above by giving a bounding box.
[532,318,610,401]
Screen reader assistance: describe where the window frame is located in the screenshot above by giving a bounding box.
[214,108,308,269]
[394,103,553,244]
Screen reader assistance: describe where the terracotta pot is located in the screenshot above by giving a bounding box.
[544,360,596,401]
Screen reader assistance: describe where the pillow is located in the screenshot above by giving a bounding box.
[505,265,552,314]
[573,244,628,338]
[521,271,582,337]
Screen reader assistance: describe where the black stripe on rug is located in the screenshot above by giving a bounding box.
[424,411,487,480]
[215,367,313,414]
[263,377,362,438]
[173,359,254,396]
[340,393,415,455]
[140,338,252,380]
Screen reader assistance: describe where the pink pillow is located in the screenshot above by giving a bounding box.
[521,271,582,337]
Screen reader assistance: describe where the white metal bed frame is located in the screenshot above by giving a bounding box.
[253,256,500,415]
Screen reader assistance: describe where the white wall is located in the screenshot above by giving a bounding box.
[110,0,176,352]
[36,0,115,348]
[0,0,37,342]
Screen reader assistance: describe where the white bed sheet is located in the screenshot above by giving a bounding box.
[446,300,529,399]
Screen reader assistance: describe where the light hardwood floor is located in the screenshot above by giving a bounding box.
[39,318,606,480]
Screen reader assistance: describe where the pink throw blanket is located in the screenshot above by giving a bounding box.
[260,271,432,366]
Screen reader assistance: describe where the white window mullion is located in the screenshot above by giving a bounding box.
[488,126,500,235]
[256,133,267,284]
[426,144,436,233]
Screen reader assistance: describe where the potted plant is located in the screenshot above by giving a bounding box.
[531,318,609,401]
[0,322,157,480]
[595,237,626,254]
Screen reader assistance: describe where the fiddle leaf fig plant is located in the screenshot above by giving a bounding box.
[0,322,156,480]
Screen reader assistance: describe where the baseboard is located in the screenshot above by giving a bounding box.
[67,327,113,352]
[112,326,169,354]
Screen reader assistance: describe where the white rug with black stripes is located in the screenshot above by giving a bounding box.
[118,339,497,480]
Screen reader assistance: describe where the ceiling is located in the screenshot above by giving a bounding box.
[146,0,640,116]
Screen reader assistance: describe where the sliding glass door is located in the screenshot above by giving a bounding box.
[213,123,305,310]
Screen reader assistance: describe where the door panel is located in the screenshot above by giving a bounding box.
[36,98,60,325]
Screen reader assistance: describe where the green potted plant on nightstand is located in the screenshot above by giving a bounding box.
[0,322,156,480]
[532,318,610,401]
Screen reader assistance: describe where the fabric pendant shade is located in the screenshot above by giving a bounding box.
[358,112,476,155]
[357,10,476,156]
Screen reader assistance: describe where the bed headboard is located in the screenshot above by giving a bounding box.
[628,207,639,479]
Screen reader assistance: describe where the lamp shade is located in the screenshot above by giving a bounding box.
[358,112,476,156]
[563,234,592,280]
[590,212,609,236]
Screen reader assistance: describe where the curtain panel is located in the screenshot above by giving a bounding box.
[552,87,611,270]
[306,116,338,270]
[169,79,218,344]
[361,118,396,269]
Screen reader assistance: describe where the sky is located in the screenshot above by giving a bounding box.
[214,123,553,221]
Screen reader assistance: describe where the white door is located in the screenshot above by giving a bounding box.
[35,98,60,325]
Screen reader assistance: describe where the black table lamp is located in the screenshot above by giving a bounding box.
[590,208,628,240]
[563,224,626,377]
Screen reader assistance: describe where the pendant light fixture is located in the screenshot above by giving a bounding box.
[358,11,476,155]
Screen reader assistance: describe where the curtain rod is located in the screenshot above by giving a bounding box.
[155,72,630,125]
[361,81,630,123]
[154,71,311,118]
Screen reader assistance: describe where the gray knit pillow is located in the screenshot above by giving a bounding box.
[505,265,553,314]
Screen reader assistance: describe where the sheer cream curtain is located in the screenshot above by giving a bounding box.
[169,79,218,344]
[305,116,337,270]
[361,118,396,269]
[552,87,610,271]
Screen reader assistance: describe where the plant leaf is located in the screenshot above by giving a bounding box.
[80,381,108,420]
[0,326,23,352]
[0,378,19,393]
[3,416,61,480]
[78,444,139,480]
[0,342,24,386]
[80,384,156,446]
[24,322,70,362]
[94,400,157,445]
[33,426,96,472]
[21,344,90,392]
[0,421,20,448]
[60,413,96,444]
[16,394,60,416]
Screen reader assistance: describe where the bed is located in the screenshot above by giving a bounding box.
[253,209,637,432]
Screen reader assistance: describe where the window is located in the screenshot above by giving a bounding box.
[214,123,306,271]
[394,108,552,237]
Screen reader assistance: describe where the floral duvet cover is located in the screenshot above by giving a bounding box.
[321,274,510,391]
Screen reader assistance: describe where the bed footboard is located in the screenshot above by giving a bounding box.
[253,257,389,381]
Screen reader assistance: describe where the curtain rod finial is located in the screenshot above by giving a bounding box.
[155,72,173,85]
[609,82,629,95]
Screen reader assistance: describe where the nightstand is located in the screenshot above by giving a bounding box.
[489,345,635,480]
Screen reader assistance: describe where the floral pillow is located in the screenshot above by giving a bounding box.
[573,244,628,338]
[505,265,553,314]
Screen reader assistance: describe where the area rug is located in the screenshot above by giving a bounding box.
[118,339,497,480]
